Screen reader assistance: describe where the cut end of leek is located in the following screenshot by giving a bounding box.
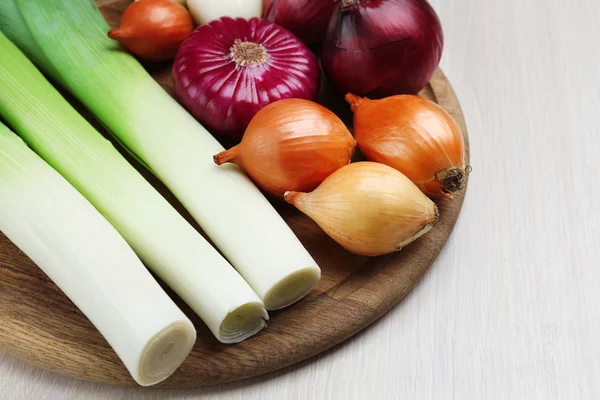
[263,266,321,310]
[137,320,196,386]
[219,302,269,344]
[0,120,197,387]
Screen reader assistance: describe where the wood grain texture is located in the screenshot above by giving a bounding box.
[4,0,598,398]
[0,0,470,389]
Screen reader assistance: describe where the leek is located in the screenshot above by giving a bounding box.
[0,31,267,343]
[0,0,320,310]
[0,121,196,386]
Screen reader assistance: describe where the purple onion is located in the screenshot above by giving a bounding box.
[263,0,340,45]
[322,0,444,98]
[173,17,320,144]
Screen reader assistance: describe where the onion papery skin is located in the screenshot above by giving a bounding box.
[108,0,194,62]
[214,99,356,198]
[173,17,320,145]
[322,0,443,98]
[348,94,466,199]
[264,0,340,45]
[284,162,439,256]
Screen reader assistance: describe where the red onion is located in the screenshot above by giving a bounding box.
[263,0,340,45]
[322,0,443,98]
[173,17,320,144]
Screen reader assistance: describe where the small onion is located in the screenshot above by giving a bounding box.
[108,0,194,62]
[173,17,320,144]
[347,94,467,199]
[322,0,443,98]
[263,0,340,45]
[285,162,439,256]
[213,99,356,198]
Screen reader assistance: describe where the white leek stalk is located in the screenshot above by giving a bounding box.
[0,0,320,310]
[0,31,267,342]
[0,122,196,386]
[187,0,262,25]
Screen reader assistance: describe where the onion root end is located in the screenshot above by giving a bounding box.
[436,166,469,197]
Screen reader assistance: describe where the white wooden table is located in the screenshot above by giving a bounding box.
[2,0,599,398]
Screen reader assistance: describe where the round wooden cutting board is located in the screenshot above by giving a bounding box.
[0,0,470,388]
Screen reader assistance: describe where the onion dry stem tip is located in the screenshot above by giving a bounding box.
[397,202,440,250]
[283,191,302,205]
[213,148,239,165]
[345,93,366,112]
[107,29,125,40]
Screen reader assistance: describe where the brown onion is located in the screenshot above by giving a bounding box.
[285,162,439,256]
[347,93,467,198]
[213,99,355,198]
[108,0,194,62]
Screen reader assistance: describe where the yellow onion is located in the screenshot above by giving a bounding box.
[284,162,438,256]
[347,94,467,199]
[108,0,194,62]
[214,99,355,198]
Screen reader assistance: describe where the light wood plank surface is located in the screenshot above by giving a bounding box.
[1,0,599,398]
